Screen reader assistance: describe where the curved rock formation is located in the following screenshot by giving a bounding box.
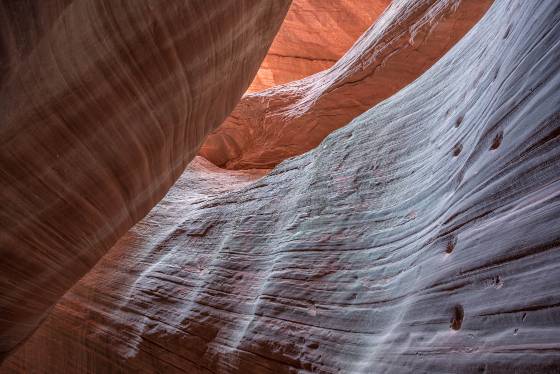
[0,0,290,360]
[247,0,390,93]
[200,0,492,170]
[4,0,560,372]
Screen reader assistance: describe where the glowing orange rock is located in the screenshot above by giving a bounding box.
[247,0,391,93]
[200,0,492,170]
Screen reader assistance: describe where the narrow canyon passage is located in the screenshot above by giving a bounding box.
[2,0,560,373]
[199,0,492,170]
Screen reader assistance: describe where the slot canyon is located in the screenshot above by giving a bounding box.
[1,0,559,373]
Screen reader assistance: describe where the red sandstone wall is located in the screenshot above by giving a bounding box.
[247,0,390,93]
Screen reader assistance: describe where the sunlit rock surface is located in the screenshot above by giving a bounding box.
[200,0,492,170]
[0,0,290,360]
[3,0,560,372]
[247,0,390,93]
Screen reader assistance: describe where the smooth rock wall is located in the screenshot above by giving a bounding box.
[0,0,290,360]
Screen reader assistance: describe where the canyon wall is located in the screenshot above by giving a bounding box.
[200,0,492,170]
[0,0,290,360]
[247,0,390,93]
[3,0,560,372]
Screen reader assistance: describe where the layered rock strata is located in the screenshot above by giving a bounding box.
[0,0,290,360]
[4,0,560,372]
[200,0,493,170]
[247,0,390,93]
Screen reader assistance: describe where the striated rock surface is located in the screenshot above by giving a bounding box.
[4,0,560,372]
[0,0,290,360]
[200,0,492,170]
[247,0,390,93]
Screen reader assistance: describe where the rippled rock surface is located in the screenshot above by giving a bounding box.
[3,0,559,372]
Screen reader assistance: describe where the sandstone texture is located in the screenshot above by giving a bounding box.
[247,0,390,93]
[200,0,492,170]
[3,0,560,372]
[0,0,290,360]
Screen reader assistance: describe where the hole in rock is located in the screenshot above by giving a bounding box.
[452,143,463,157]
[454,169,465,188]
[494,275,502,288]
[455,116,464,127]
[446,235,458,254]
[246,1,390,94]
[490,131,503,150]
[450,304,464,330]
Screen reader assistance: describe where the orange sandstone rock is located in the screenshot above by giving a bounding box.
[200,0,492,170]
[247,0,390,93]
